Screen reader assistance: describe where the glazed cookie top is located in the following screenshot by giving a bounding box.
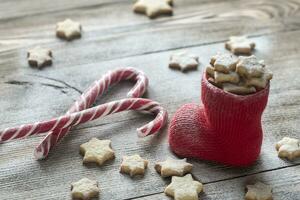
[210,53,238,73]
[236,55,265,78]
[206,54,273,95]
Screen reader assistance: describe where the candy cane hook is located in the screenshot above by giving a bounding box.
[0,68,168,159]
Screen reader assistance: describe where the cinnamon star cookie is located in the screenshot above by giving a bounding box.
[80,138,115,166]
[56,18,81,41]
[27,46,52,68]
[120,154,148,177]
[169,51,199,72]
[276,137,300,161]
[245,182,273,200]
[71,178,100,200]
[225,36,255,55]
[155,157,193,177]
[164,174,203,200]
[133,0,173,19]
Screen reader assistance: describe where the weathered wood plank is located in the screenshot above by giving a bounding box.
[1,0,300,199]
[1,29,300,199]
[1,0,291,30]
[0,0,124,21]
[134,165,300,200]
[0,117,170,199]
[1,0,300,71]
[2,29,300,130]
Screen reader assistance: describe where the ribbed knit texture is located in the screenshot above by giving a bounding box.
[168,73,269,166]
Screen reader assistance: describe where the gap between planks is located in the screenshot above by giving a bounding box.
[109,27,300,65]
[129,163,300,200]
[2,26,299,90]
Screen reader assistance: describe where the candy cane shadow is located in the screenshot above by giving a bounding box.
[34,69,166,166]
[36,111,165,167]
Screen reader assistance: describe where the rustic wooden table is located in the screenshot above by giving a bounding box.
[1,0,300,199]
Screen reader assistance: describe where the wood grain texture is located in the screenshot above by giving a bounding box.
[135,165,300,200]
[1,0,300,71]
[1,0,300,199]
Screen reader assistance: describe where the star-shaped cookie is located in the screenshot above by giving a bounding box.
[210,53,238,73]
[214,71,240,84]
[27,46,52,68]
[222,82,256,95]
[246,69,273,88]
[56,18,81,41]
[120,154,148,177]
[164,174,203,200]
[275,137,300,161]
[71,178,100,200]
[245,182,272,200]
[236,55,265,78]
[169,51,199,72]
[206,65,215,78]
[155,157,193,177]
[133,0,173,19]
[225,36,255,55]
[80,138,115,166]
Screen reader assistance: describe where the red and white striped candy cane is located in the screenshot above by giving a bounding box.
[0,68,168,159]
[35,67,148,159]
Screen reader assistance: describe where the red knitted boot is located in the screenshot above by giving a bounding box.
[168,73,270,166]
